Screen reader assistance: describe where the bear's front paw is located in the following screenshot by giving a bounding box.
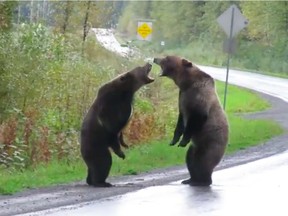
[170,137,180,146]
[169,140,177,146]
[121,143,129,149]
[178,138,190,147]
[115,151,126,160]
[119,153,126,160]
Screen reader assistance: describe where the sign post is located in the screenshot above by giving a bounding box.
[217,5,248,110]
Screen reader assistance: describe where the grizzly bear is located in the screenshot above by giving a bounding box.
[154,56,229,186]
[81,63,154,187]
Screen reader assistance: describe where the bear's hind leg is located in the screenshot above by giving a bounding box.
[183,167,212,186]
[89,150,113,187]
[182,145,195,185]
[181,178,192,184]
[90,170,113,187]
[86,168,92,185]
[184,145,212,186]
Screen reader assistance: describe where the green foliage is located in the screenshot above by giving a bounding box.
[0,1,17,31]
[118,1,152,36]
[119,1,287,74]
[0,23,133,170]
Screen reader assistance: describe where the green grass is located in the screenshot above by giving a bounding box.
[216,81,270,113]
[111,114,283,175]
[226,115,283,153]
[0,161,85,195]
[0,81,284,195]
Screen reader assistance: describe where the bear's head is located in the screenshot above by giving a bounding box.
[117,63,154,92]
[153,56,192,79]
[153,56,213,90]
[153,56,194,87]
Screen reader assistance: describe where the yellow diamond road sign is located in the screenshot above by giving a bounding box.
[137,22,152,41]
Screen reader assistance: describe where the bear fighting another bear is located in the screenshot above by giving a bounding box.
[80,55,229,187]
[80,63,154,187]
[154,56,229,186]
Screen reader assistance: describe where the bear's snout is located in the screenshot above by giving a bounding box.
[146,63,152,71]
[153,58,161,65]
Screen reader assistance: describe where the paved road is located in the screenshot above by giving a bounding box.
[23,150,288,216]
[199,65,288,102]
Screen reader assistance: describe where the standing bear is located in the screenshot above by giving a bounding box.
[81,63,154,187]
[154,56,229,186]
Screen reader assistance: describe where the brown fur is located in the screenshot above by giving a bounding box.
[80,63,154,187]
[154,56,229,186]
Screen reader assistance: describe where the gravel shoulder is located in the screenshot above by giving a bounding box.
[0,92,287,216]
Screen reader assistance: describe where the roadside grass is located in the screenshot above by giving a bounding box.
[111,113,283,175]
[0,81,284,195]
[0,161,85,195]
[216,81,270,113]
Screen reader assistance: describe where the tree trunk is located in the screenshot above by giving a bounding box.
[62,1,72,35]
[82,1,91,55]
[30,0,34,23]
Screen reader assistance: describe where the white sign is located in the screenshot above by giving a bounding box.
[217,4,248,38]
[137,21,153,41]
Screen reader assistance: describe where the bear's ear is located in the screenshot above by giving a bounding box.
[182,59,193,68]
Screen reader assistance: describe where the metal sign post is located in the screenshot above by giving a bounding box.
[223,7,235,110]
[217,5,248,110]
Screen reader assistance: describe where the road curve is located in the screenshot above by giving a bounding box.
[199,65,288,102]
[22,150,288,216]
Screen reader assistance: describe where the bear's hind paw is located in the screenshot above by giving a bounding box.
[181,178,192,184]
[91,182,114,187]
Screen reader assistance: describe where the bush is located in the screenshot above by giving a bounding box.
[0,23,167,170]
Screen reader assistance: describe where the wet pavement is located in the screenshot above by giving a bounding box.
[1,67,288,216]
[199,65,288,102]
[22,150,288,216]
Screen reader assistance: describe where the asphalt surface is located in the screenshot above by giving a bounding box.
[21,150,288,216]
[199,65,288,103]
[0,91,287,216]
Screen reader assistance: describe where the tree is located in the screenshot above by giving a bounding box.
[0,2,17,117]
[0,1,17,31]
[118,1,152,37]
[241,1,288,46]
